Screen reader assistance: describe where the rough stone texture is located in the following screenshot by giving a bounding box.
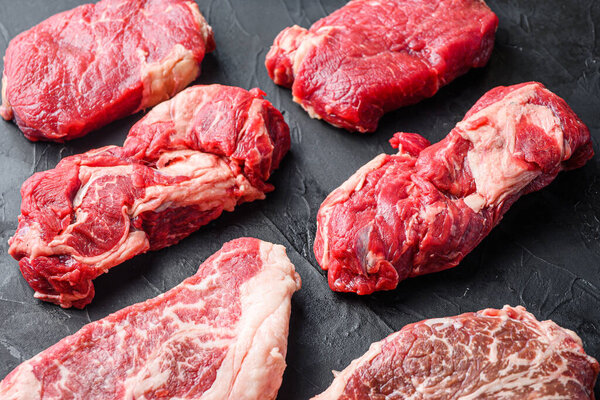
[0,0,599,399]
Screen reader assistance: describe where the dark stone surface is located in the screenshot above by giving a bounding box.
[0,0,599,398]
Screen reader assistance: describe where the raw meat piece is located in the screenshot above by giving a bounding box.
[0,238,302,400]
[315,82,593,294]
[0,0,215,142]
[313,306,599,399]
[265,0,498,133]
[8,84,290,308]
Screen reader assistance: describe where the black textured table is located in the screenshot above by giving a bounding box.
[1,1,599,398]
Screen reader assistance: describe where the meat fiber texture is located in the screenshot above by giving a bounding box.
[0,238,302,400]
[314,82,594,295]
[0,0,215,142]
[265,0,498,133]
[313,305,599,399]
[8,84,291,309]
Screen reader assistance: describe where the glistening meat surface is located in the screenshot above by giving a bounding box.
[0,0,215,142]
[0,238,302,400]
[314,82,593,294]
[313,306,599,399]
[8,84,290,308]
[266,0,498,132]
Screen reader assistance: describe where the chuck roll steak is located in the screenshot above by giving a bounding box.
[9,84,290,308]
[266,0,498,133]
[313,306,599,399]
[315,82,593,294]
[0,0,215,142]
[0,238,302,400]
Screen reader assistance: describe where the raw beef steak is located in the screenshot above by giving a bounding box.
[265,0,498,133]
[0,0,215,142]
[313,306,599,399]
[9,84,290,308]
[315,82,593,294]
[0,238,302,400]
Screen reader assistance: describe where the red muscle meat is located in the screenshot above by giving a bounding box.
[266,0,498,133]
[8,85,290,308]
[314,82,593,294]
[313,306,599,399]
[0,238,302,400]
[0,0,215,142]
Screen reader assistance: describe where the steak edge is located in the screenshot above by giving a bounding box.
[0,238,302,400]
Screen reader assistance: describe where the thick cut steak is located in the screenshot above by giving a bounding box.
[0,0,215,142]
[265,0,498,133]
[9,84,290,308]
[315,82,593,294]
[0,238,302,400]
[313,306,599,399]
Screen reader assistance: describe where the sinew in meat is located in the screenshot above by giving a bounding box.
[9,85,290,308]
[315,82,593,294]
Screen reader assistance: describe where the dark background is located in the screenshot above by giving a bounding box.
[1,0,599,398]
